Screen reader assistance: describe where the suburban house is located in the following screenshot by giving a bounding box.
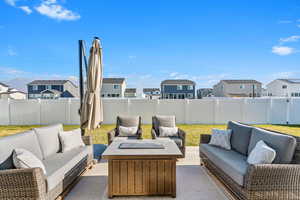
[124,88,137,98]
[161,79,196,99]
[142,88,161,99]
[197,88,213,99]
[266,79,300,97]
[101,78,126,98]
[0,82,26,100]
[27,80,79,99]
[213,80,262,97]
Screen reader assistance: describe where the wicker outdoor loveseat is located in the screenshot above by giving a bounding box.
[200,121,300,200]
[0,124,94,200]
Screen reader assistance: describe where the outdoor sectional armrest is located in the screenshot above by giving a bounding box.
[151,128,157,139]
[200,134,211,144]
[0,167,46,199]
[178,128,186,143]
[245,164,300,191]
[82,135,92,145]
[107,128,117,145]
[137,128,143,139]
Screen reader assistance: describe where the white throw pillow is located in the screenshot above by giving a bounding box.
[13,148,47,175]
[209,129,232,150]
[118,126,138,137]
[59,129,85,153]
[247,140,276,165]
[159,126,178,137]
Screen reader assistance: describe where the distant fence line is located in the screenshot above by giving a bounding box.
[0,98,299,125]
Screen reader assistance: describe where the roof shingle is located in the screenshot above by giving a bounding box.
[161,79,195,85]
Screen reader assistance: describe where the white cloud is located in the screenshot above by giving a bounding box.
[4,0,17,6]
[7,47,17,56]
[271,71,296,79]
[35,0,80,21]
[279,35,300,43]
[278,20,293,24]
[272,46,295,56]
[19,6,32,14]
[128,55,136,59]
[0,67,25,75]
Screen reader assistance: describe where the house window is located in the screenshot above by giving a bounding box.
[46,85,51,90]
[32,85,38,90]
[253,85,257,89]
[116,94,120,97]
[112,94,116,97]
[108,94,111,97]
[114,85,119,89]
[177,85,182,90]
[296,93,299,97]
[240,84,245,89]
[188,85,193,90]
[101,94,104,97]
[282,85,287,89]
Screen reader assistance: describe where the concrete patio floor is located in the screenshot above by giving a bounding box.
[66,147,229,200]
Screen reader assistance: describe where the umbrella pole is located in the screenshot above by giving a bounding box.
[79,40,85,136]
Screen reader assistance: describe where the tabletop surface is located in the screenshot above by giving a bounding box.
[102,138,182,158]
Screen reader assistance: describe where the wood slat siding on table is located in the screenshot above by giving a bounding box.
[108,159,176,197]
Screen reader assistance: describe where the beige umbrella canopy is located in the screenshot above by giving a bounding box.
[80,38,103,131]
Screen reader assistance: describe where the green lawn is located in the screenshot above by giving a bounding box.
[1,124,300,146]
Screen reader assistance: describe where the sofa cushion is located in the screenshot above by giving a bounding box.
[156,115,176,127]
[227,121,253,155]
[34,124,63,159]
[0,130,43,170]
[209,129,232,150]
[201,144,249,186]
[118,116,140,127]
[248,128,297,164]
[44,146,92,191]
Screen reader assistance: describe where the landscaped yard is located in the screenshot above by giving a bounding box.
[1,124,300,146]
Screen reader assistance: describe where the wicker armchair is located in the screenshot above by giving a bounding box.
[107,116,142,145]
[151,116,186,157]
[200,127,300,200]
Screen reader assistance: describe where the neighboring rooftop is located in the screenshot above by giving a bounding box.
[161,79,196,85]
[278,79,300,84]
[0,82,9,87]
[221,80,261,84]
[143,88,160,93]
[28,80,78,87]
[103,78,125,84]
[125,88,136,93]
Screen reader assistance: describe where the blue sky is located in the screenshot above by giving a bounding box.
[1,0,300,92]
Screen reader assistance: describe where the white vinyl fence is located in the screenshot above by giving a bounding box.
[0,98,300,125]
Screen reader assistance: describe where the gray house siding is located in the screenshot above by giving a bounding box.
[161,84,195,99]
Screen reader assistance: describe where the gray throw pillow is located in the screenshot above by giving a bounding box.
[209,129,232,150]
[59,129,85,153]
[159,126,178,137]
[118,126,138,137]
[247,140,276,165]
[13,148,47,174]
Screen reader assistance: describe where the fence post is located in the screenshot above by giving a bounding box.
[214,98,219,124]
[8,99,11,125]
[286,98,290,125]
[184,99,189,124]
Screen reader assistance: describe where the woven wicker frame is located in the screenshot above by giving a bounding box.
[0,135,93,200]
[200,131,300,200]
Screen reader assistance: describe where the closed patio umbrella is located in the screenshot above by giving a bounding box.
[80,38,103,131]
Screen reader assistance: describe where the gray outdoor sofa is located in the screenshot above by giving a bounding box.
[0,124,94,200]
[200,121,300,200]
